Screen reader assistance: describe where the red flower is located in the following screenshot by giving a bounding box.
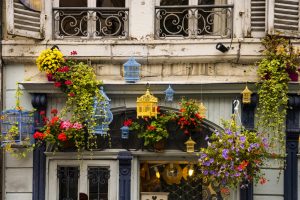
[65,80,72,85]
[33,131,44,140]
[259,177,267,185]
[68,92,75,97]
[51,108,58,115]
[58,133,67,142]
[70,50,77,55]
[54,82,61,87]
[147,125,156,131]
[57,66,70,73]
[195,113,202,119]
[40,110,46,116]
[123,119,132,126]
[51,116,59,124]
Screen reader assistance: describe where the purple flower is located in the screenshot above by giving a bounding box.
[228,139,233,143]
[205,135,209,141]
[240,144,245,149]
[225,129,232,135]
[204,161,211,166]
[210,170,217,175]
[225,172,229,177]
[209,158,214,164]
[240,136,246,143]
[215,131,220,136]
[203,170,208,175]
[222,149,229,159]
[200,153,207,159]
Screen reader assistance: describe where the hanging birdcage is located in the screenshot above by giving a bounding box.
[198,102,207,118]
[164,85,175,102]
[120,125,130,139]
[185,137,196,153]
[93,87,113,135]
[1,109,35,145]
[136,88,158,118]
[123,57,141,83]
[242,85,252,104]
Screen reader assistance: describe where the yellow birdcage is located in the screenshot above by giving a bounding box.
[185,137,196,153]
[198,102,207,118]
[136,89,158,118]
[242,85,252,104]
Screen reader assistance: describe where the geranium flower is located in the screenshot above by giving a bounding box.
[72,122,83,130]
[147,125,156,131]
[65,80,72,85]
[51,108,58,115]
[70,50,77,55]
[33,131,44,140]
[123,119,132,126]
[60,121,72,130]
[58,133,67,141]
[54,82,61,87]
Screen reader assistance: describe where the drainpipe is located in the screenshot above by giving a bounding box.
[0,0,3,199]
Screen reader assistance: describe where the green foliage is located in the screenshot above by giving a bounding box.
[256,35,299,157]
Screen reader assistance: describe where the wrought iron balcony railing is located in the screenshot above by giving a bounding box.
[155,4,233,39]
[53,7,129,39]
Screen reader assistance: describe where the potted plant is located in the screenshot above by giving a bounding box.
[34,109,86,151]
[130,109,175,152]
[177,98,203,135]
[198,119,269,191]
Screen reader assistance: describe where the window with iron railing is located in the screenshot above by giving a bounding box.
[53,0,129,39]
[155,0,233,39]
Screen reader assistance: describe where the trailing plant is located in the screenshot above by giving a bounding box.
[198,118,269,191]
[36,48,64,74]
[256,35,300,157]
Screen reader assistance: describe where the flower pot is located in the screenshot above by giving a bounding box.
[153,140,165,152]
[59,140,76,152]
[46,73,55,81]
[288,72,298,82]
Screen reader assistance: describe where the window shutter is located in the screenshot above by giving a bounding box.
[6,0,44,39]
[251,0,266,34]
[268,0,300,37]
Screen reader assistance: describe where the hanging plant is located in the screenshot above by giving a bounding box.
[256,35,299,158]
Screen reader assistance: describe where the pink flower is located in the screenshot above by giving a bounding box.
[65,80,72,85]
[72,122,83,130]
[70,50,77,55]
[54,82,61,87]
[60,121,72,130]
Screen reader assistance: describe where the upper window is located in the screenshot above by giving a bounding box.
[53,0,128,39]
[155,0,233,39]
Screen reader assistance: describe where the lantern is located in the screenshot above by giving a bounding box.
[123,57,141,83]
[1,109,34,145]
[93,87,113,135]
[120,125,130,139]
[185,137,196,153]
[198,102,207,118]
[242,85,252,104]
[136,88,158,118]
[164,85,175,102]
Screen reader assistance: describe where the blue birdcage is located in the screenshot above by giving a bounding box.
[164,85,175,102]
[93,87,113,135]
[1,109,35,145]
[123,57,141,83]
[120,125,129,139]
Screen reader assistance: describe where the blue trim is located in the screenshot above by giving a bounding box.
[118,151,132,200]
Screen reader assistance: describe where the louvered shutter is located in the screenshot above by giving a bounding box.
[268,0,300,37]
[251,0,266,34]
[6,0,44,39]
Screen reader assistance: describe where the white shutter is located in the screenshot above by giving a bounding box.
[6,0,44,39]
[268,0,300,37]
[251,0,266,34]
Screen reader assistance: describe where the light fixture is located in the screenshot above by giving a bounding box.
[154,166,160,179]
[164,85,175,102]
[188,165,194,177]
[242,85,252,104]
[136,86,158,118]
[185,137,196,153]
[123,57,141,83]
[216,43,229,53]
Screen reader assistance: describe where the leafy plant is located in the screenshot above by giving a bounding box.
[198,119,269,190]
[256,35,299,157]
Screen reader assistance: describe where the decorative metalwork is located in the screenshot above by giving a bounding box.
[93,87,113,135]
[57,167,80,200]
[123,57,141,83]
[1,109,34,145]
[136,88,158,119]
[88,167,110,200]
[53,7,129,39]
[155,5,233,39]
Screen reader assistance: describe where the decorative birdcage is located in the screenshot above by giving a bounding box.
[120,125,130,139]
[242,85,252,104]
[185,137,196,153]
[123,57,141,83]
[93,87,113,135]
[136,88,158,118]
[1,109,35,145]
[164,85,175,102]
[198,102,207,118]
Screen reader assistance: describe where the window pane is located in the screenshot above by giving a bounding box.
[96,0,125,7]
[59,0,87,7]
[160,0,188,5]
[88,167,110,200]
[57,167,79,200]
[198,0,215,5]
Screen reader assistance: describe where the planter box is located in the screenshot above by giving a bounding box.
[141,192,169,200]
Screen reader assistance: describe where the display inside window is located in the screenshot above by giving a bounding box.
[57,166,80,200]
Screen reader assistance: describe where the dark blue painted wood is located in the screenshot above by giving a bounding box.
[240,94,257,200]
[118,151,132,200]
[32,94,47,200]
